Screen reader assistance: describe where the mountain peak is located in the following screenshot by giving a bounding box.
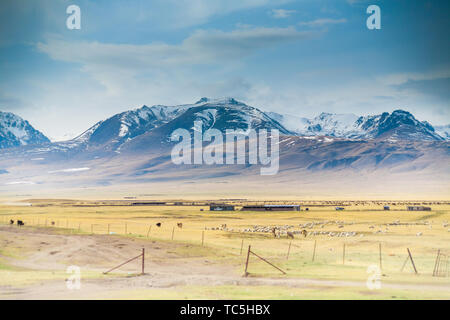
[0,111,50,149]
[195,97,242,106]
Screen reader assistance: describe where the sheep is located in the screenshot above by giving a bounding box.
[156,222,161,227]
[17,220,24,226]
[9,219,14,225]
[287,231,294,239]
[177,223,183,229]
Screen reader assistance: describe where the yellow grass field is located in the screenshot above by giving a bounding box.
[0,200,449,299]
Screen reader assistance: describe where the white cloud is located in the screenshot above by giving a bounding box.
[298,18,347,27]
[36,26,313,97]
[270,9,296,19]
[37,26,311,69]
[378,69,450,86]
[48,167,90,173]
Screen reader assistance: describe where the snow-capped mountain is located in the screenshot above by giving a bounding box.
[0,111,50,149]
[353,110,444,141]
[435,125,450,140]
[152,97,292,135]
[69,104,190,150]
[0,99,447,158]
[273,109,446,141]
[117,97,293,153]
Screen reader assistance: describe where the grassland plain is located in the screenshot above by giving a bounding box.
[0,200,449,299]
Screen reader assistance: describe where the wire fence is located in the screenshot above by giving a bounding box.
[1,215,449,278]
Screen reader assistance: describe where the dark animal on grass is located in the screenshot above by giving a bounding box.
[271,227,280,238]
[301,229,307,237]
[10,219,14,225]
[156,222,161,227]
[17,220,24,226]
[177,223,183,229]
[287,231,294,239]
[51,221,55,226]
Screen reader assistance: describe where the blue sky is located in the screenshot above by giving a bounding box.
[0,0,449,140]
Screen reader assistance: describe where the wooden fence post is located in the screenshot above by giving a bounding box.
[407,248,418,274]
[312,240,317,262]
[171,227,175,240]
[142,248,145,275]
[147,225,152,238]
[286,241,292,260]
[379,243,382,270]
[433,249,440,277]
[244,245,251,277]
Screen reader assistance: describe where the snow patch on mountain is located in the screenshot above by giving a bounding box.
[435,125,450,140]
[0,111,50,149]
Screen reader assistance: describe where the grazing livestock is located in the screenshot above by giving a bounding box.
[177,223,183,229]
[156,222,161,227]
[301,229,307,237]
[10,219,14,225]
[51,221,55,226]
[271,227,281,238]
[287,231,294,239]
[17,220,24,226]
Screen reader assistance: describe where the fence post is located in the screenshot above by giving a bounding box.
[433,249,440,277]
[407,248,418,274]
[379,243,382,270]
[171,227,175,240]
[244,245,251,277]
[287,241,292,260]
[147,225,152,238]
[142,248,145,275]
[312,240,317,262]
[202,231,205,246]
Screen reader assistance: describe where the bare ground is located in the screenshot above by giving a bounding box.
[0,226,449,299]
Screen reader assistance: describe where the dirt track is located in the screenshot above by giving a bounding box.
[0,226,449,299]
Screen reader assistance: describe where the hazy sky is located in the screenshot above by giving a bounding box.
[0,0,449,140]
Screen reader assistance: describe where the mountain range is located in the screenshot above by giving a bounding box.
[1,98,448,153]
[0,98,449,199]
